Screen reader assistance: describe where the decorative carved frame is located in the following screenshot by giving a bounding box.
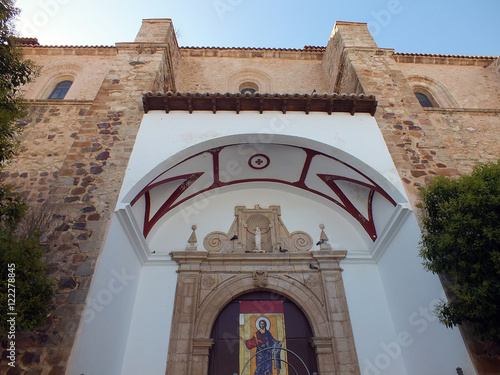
[165,250,360,375]
[203,205,313,253]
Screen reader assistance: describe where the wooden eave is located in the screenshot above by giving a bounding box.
[142,92,377,116]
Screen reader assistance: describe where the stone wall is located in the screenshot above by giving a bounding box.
[326,21,500,374]
[395,54,500,109]
[325,22,460,211]
[425,109,500,174]
[0,19,178,375]
[394,54,500,175]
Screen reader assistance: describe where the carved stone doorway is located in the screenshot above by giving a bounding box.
[165,250,360,375]
[165,205,360,375]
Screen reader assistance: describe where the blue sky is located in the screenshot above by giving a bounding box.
[14,0,500,56]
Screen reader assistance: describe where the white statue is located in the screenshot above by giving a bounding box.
[255,227,262,251]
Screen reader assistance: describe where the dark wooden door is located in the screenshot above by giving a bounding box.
[209,291,318,375]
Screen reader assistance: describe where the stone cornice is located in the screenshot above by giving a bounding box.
[180,46,324,60]
[394,52,496,66]
[22,99,94,106]
[21,45,117,56]
[170,250,347,270]
[424,107,500,114]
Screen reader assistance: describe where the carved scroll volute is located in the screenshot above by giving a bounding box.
[203,231,229,252]
[290,231,313,252]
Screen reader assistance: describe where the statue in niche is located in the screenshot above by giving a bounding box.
[254,227,263,253]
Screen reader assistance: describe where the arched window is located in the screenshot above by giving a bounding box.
[414,91,436,108]
[239,81,259,94]
[48,80,73,99]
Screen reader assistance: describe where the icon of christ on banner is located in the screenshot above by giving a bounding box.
[239,301,288,375]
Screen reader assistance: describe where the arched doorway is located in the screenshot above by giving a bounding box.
[209,291,319,375]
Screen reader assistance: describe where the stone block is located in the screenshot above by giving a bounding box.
[75,263,94,276]
[68,290,88,304]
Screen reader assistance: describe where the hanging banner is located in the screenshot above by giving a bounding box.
[239,301,288,375]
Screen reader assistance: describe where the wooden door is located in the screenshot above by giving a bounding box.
[209,291,318,375]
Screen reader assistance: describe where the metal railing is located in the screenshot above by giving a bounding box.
[239,346,313,375]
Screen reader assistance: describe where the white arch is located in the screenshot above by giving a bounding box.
[122,133,407,206]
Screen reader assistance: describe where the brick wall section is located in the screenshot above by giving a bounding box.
[20,47,116,101]
[176,49,328,94]
[326,21,500,374]
[0,19,178,375]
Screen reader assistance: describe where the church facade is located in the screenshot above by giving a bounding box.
[3,19,500,374]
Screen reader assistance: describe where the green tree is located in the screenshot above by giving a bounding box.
[1,0,35,163]
[419,160,500,341]
[0,0,54,334]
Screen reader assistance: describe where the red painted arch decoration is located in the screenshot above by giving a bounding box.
[131,144,398,240]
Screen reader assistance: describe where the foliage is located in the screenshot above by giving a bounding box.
[0,1,53,335]
[0,225,55,333]
[1,0,35,164]
[419,160,500,341]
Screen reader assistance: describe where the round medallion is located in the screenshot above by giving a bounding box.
[248,154,270,170]
[202,276,216,289]
[305,275,319,288]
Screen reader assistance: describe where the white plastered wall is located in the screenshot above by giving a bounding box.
[67,216,143,375]
[69,110,475,375]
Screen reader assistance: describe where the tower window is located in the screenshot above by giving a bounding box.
[240,87,256,94]
[239,81,259,94]
[48,80,73,99]
[415,92,434,107]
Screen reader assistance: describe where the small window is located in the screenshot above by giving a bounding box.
[415,92,434,107]
[239,81,259,94]
[240,87,256,94]
[48,80,73,99]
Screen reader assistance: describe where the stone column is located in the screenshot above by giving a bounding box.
[312,250,360,375]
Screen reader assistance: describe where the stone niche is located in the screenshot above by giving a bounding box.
[203,205,313,253]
